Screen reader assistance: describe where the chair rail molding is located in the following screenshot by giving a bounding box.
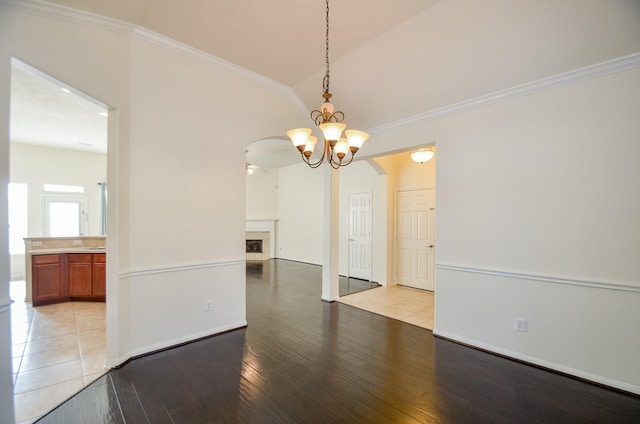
[436,263,640,293]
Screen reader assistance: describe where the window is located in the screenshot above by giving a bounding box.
[44,184,85,193]
[8,183,28,255]
[44,194,88,236]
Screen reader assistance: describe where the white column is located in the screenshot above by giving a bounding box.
[322,166,340,302]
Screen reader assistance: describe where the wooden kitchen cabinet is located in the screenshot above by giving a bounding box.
[32,252,106,306]
[69,254,93,296]
[32,254,66,305]
[92,253,106,298]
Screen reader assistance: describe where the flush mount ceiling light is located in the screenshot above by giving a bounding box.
[411,148,434,164]
[287,0,369,169]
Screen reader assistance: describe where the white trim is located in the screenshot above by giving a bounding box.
[369,52,640,135]
[132,28,289,93]
[436,263,640,293]
[119,259,245,279]
[433,329,640,396]
[106,321,247,368]
[0,0,132,33]
[0,0,309,117]
[0,298,13,313]
[131,28,310,118]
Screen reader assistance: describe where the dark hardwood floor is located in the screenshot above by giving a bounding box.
[37,259,640,423]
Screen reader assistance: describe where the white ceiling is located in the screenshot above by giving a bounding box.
[11,61,108,154]
[43,0,441,87]
[10,1,639,165]
[10,0,441,162]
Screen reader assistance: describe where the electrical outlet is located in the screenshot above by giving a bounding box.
[204,300,212,312]
[72,240,83,245]
[514,318,527,332]
[32,241,43,247]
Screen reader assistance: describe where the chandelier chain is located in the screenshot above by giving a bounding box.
[323,0,330,95]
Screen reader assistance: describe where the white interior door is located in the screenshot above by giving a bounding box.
[348,192,372,280]
[396,189,435,291]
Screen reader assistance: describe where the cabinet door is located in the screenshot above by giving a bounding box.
[33,255,63,304]
[92,254,106,298]
[68,254,92,296]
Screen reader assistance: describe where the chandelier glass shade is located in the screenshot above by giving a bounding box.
[287,0,369,169]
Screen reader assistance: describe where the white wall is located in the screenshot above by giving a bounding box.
[245,168,278,220]
[0,3,307,383]
[10,143,107,237]
[365,68,640,393]
[276,162,324,264]
[9,144,107,280]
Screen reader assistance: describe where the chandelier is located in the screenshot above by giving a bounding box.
[287,0,369,169]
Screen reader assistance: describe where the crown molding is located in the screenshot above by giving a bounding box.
[0,0,308,114]
[369,52,640,135]
[0,0,133,33]
[131,27,308,115]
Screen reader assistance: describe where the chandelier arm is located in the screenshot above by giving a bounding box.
[337,152,356,167]
[301,141,328,168]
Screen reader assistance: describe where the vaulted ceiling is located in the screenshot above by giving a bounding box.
[8,0,640,160]
[41,0,441,87]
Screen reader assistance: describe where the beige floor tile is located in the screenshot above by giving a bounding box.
[10,284,107,422]
[82,352,107,375]
[73,301,106,314]
[28,322,77,342]
[339,285,434,330]
[14,359,84,394]
[78,331,106,356]
[12,342,26,358]
[14,377,85,423]
[76,316,106,331]
[23,333,79,356]
[20,346,82,372]
[11,322,31,345]
[11,308,35,326]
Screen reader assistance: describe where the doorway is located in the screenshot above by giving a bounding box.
[8,60,110,422]
[396,188,436,291]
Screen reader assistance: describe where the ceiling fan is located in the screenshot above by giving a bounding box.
[245,163,262,175]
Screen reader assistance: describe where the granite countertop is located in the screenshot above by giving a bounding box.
[28,247,106,255]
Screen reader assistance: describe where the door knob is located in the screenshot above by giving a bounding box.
[428,244,434,248]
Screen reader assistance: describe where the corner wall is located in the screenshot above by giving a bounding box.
[0,3,307,374]
[366,66,640,394]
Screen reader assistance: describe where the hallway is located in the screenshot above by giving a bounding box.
[36,259,640,422]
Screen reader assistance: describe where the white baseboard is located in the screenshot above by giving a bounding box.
[107,320,247,368]
[433,329,640,396]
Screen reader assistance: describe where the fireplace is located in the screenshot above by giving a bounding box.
[246,220,276,261]
[246,231,270,260]
[246,239,263,253]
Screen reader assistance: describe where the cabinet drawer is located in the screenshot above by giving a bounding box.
[93,253,106,263]
[33,254,61,265]
[68,253,92,263]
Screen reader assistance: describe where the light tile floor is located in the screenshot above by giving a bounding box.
[10,281,107,424]
[339,285,434,330]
